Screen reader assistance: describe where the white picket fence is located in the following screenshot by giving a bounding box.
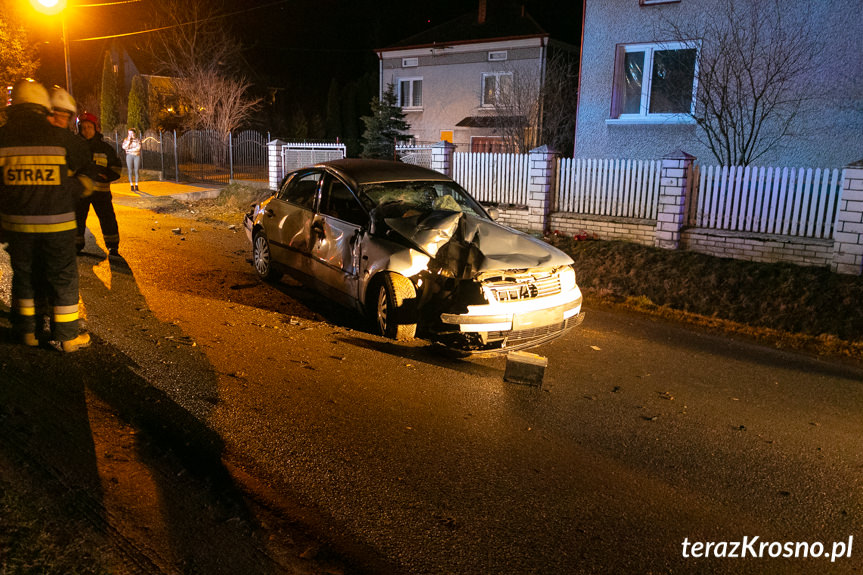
[556,158,661,219]
[453,151,530,205]
[688,165,844,239]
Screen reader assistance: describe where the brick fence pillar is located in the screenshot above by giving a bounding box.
[655,150,695,249]
[431,140,456,177]
[267,139,286,191]
[527,145,558,233]
[831,159,863,275]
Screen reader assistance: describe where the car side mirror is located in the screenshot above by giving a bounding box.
[486,207,500,221]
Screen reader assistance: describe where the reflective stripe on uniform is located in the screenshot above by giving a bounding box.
[0,146,67,161]
[1,212,77,233]
[54,304,79,324]
[13,298,36,316]
[93,153,108,167]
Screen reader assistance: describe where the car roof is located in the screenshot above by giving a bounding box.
[314,159,453,187]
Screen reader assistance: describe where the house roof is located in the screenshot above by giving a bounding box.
[382,5,548,51]
[456,115,525,128]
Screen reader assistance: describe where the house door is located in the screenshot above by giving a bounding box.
[470,137,506,153]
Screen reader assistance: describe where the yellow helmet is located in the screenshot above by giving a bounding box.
[10,79,51,110]
[49,85,76,114]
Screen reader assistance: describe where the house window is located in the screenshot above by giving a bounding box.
[402,57,418,68]
[488,51,508,62]
[398,78,422,109]
[639,0,680,5]
[481,72,513,107]
[611,41,698,122]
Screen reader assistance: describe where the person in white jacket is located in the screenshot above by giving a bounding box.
[121,129,142,191]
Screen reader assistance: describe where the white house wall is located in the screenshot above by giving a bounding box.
[380,39,545,148]
[574,0,863,168]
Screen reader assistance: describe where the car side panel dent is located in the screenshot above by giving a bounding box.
[359,237,429,307]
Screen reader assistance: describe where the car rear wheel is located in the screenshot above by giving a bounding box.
[253,231,282,282]
[374,272,417,340]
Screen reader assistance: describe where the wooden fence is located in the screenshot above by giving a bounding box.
[452,151,530,205]
[687,165,844,239]
[556,158,661,220]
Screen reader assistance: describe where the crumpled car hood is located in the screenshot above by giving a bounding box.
[384,211,572,276]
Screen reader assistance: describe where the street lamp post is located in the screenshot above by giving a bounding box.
[61,15,72,95]
[30,0,72,96]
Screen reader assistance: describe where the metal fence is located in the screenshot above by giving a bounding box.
[280,142,346,174]
[105,129,271,185]
[395,144,434,169]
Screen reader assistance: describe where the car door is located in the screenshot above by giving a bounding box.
[308,174,369,305]
[262,170,321,273]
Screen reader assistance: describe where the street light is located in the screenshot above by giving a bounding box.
[30,0,72,96]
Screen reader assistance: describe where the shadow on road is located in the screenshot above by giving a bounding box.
[0,247,281,573]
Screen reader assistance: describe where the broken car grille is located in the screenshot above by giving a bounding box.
[487,313,583,345]
[482,273,561,303]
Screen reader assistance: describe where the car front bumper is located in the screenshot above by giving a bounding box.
[438,289,584,352]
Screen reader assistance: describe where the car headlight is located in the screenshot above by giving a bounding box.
[559,265,577,293]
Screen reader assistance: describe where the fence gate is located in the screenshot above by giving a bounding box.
[280,142,346,174]
[396,145,434,169]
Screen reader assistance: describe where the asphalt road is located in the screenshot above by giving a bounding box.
[2,196,861,574]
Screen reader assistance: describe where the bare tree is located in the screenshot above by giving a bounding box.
[148,0,260,135]
[486,48,578,154]
[658,0,823,166]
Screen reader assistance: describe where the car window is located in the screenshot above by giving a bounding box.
[319,176,368,227]
[278,171,321,209]
[360,181,486,219]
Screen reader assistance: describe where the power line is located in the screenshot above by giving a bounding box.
[72,0,290,42]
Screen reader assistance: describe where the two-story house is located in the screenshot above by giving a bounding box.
[376,0,574,153]
[574,0,863,167]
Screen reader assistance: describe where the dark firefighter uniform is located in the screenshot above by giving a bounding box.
[76,112,122,254]
[0,81,93,346]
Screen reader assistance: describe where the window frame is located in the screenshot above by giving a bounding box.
[278,170,322,210]
[608,40,700,125]
[318,174,368,227]
[481,71,513,108]
[397,77,423,110]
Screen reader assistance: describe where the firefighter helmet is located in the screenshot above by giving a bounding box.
[10,79,51,111]
[49,86,76,114]
[77,111,99,131]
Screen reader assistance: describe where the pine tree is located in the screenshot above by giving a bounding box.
[99,51,119,132]
[360,83,411,160]
[127,75,149,134]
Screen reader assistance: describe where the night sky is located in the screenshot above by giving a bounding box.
[29,0,581,118]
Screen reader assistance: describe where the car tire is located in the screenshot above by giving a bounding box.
[253,231,282,282]
[374,272,417,341]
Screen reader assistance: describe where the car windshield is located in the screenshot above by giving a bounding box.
[359,180,487,220]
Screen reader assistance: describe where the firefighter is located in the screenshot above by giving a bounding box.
[0,79,93,351]
[48,85,77,130]
[76,111,122,255]
[47,86,90,326]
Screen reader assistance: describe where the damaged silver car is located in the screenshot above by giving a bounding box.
[244,159,584,353]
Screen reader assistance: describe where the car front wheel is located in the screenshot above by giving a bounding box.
[253,231,282,282]
[374,272,417,340]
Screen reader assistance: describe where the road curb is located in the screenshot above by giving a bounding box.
[168,189,222,201]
